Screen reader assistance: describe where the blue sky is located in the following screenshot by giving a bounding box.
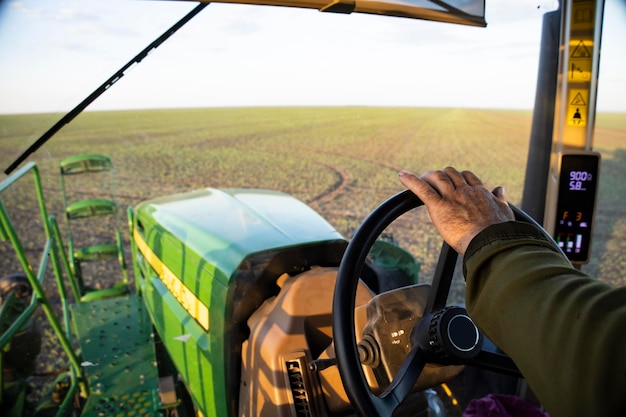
[0,0,624,114]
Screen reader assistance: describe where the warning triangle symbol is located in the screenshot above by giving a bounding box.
[571,40,591,58]
[571,92,587,106]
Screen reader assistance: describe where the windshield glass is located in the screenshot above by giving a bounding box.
[1,0,625,292]
[0,0,625,413]
[2,0,625,288]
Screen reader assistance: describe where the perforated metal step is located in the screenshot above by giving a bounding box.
[71,294,161,416]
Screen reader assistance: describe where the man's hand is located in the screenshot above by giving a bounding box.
[398,167,514,256]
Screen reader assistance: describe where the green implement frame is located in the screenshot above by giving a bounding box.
[59,154,129,301]
[0,162,161,416]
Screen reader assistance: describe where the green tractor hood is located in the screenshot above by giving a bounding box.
[135,188,345,284]
[132,188,348,416]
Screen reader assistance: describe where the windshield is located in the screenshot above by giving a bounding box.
[0,1,625,412]
[1,0,625,280]
[1,0,625,284]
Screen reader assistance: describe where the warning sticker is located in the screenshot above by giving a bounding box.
[570,40,592,58]
[571,1,595,31]
[570,91,587,106]
[567,89,589,127]
[569,59,592,82]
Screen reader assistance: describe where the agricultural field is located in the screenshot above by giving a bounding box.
[2,107,625,282]
[1,107,625,401]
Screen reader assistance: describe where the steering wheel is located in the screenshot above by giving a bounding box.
[332,190,541,417]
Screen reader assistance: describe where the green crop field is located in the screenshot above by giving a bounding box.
[2,107,624,285]
[0,107,625,391]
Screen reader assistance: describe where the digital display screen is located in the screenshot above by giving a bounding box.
[553,152,600,263]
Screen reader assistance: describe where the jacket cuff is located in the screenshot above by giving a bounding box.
[462,221,560,278]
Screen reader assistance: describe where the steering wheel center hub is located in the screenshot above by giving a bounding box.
[413,306,483,363]
[449,314,480,351]
[447,314,480,352]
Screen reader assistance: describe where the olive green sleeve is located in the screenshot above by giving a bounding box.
[462,221,626,417]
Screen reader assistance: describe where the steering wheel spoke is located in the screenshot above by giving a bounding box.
[378,345,426,406]
[425,242,458,314]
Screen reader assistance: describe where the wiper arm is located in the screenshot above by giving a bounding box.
[4,2,209,175]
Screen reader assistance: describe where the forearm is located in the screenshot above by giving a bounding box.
[463,221,626,417]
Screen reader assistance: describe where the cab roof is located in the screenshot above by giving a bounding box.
[175,0,486,26]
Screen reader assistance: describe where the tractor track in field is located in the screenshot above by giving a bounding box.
[305,159,352,205]
[303,151,404,205]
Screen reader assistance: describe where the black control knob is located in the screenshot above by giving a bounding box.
[413,306,483,364]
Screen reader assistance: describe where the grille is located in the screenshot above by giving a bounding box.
[286,360,312,417]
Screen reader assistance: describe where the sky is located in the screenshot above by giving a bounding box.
[0,0,625,114]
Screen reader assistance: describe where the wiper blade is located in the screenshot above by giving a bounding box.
[4,2,209,175]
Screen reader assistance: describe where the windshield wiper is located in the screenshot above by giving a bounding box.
[4,2,209,175]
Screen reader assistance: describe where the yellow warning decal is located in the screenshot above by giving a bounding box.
[134,229,210,331]
[567,88,589,127]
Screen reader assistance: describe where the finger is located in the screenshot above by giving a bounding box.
[443,166,468,188]
[420,169,456,194]
[492,186,507,204]
[398,171,442,205]
[462,170,484,187]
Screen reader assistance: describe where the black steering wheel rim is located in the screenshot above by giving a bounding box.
[333,190,424,417]
[332,190,544,417]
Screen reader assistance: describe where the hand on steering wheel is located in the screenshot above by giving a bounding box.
[332,190,532,417]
